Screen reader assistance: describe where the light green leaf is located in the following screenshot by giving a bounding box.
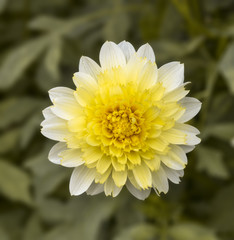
[0,226,9,240]
[169,223,219,240]
[0,159,32,204]
[0,0,6,13]
[44,38,62,80]
[103,2,130,42]
[151,37,204,61]
[114,223,158,240]
[29,16,65,31]
[20,111,43,148]
[0,37,49,90]
[25,147,70,199]
[196,146,229,179]
[219,42,234,94]
[0,98,41,129]
[23,214,43,240]
[35,39,63,91]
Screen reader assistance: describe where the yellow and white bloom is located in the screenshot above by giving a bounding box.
[41,41,201,200]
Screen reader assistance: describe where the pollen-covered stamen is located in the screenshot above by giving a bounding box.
[102,105,144,147]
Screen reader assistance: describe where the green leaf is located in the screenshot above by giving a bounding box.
[29,16,65,32]
[0,159,32,204]
[210,184,234,232]
[219,42,234,94]
[203,123,234,141]
[196,146,229,179]
[0,129,20,154]
[0,0,6,13]
[23,214,43,240]
[20,111,43,148]
[0,98,42,130]
[151,37,204,61]
[114,223,158,240]
[36,38,63,91]
[103,1,130,42]
[0,37,49,90]
[169,223,219,240]
[25,147,70,199]
[0,226,9,240]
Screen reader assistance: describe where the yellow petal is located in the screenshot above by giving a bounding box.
[127,151,141,165]
[83,147,103,164]
[68,117,86,132]
[112,157,125,171]
[144,156,160,171]
[86,134,100,146]
[95,167,112,184]
[96,155,111,174]
[161,129,186,145]
[112,170,127,187]
[147,138,168,152]
[132,162,152,189]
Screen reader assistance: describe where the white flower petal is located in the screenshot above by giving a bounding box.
[59,148,84,167]
[79,56,101,80]
[162,165,184,184]
[118,40,136,62]
[158,62,184,92]
[86,182,104,196]
[152,167,169,194]
[48,142,67,164]
[179,145,195,153]
[178,97,202,123]
[137,43,155,62]
[73,72,98,92]
[161,145,187,170]
[99,41,126,70]
[174,123,200,135]
[41,116,71,141]
[126,180,151,200]
[104,177,122,197]
[48,87,82,120]
[69,165,96,196]
[174,123,201,145]
[42,107,54,119]
[186,135,201,145]
[49,87,74,103]
[74,87,94,107]
[137,61,158,90]
[163,83,190,103]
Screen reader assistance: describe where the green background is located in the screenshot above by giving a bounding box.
[0,0,234,239]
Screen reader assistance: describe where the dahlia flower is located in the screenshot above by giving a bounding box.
[41,41,201,200]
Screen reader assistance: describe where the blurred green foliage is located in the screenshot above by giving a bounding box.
[0,0,234,239]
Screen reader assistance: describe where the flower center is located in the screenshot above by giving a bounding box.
[102,104,145,148]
